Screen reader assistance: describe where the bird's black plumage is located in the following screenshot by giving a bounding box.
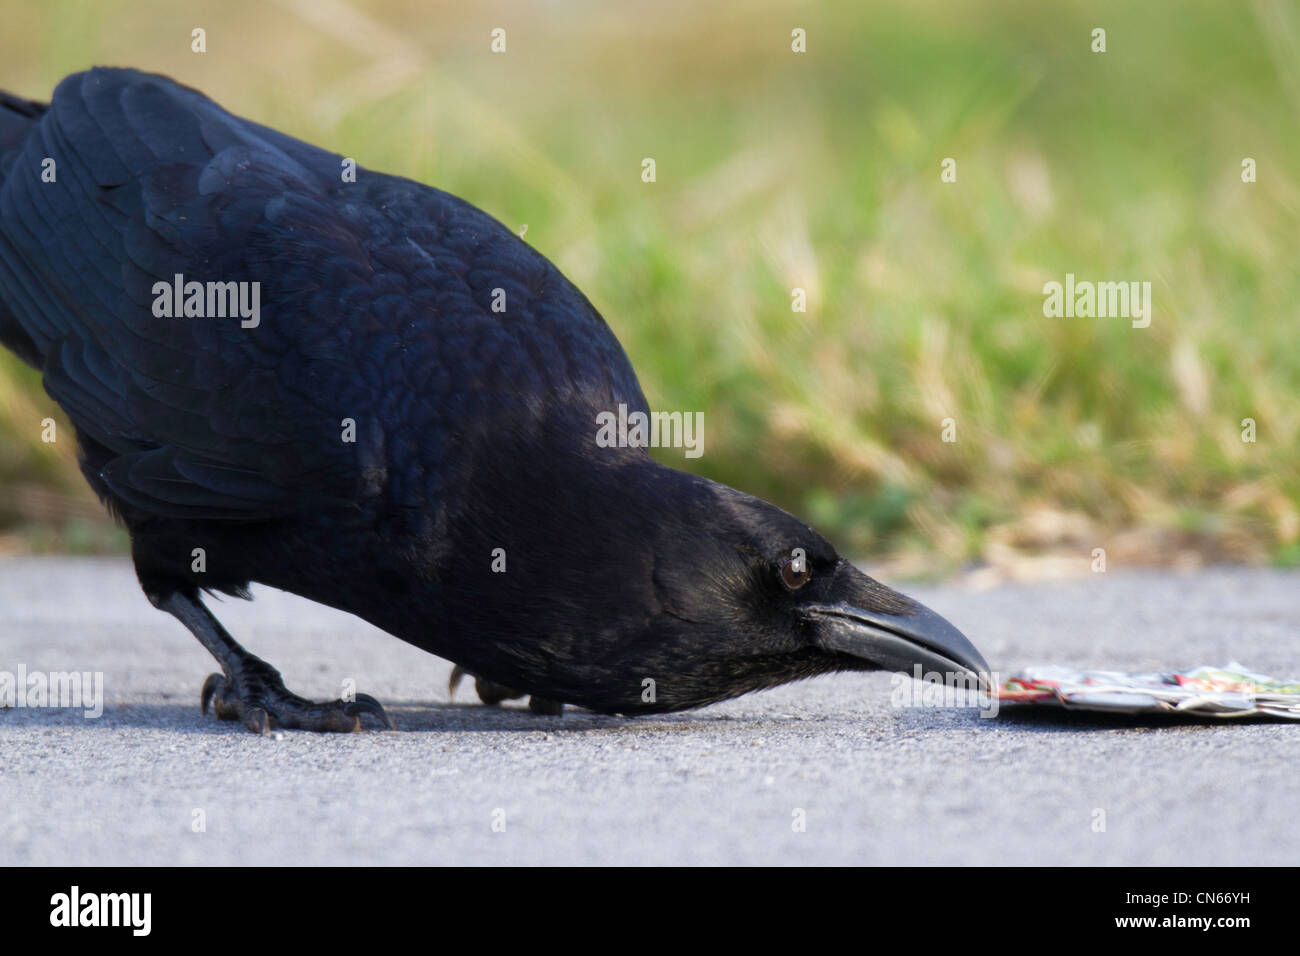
[0,68,989,731]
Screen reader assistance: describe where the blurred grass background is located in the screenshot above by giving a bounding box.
[1,0,1298,574]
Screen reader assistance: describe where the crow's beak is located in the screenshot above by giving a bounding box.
[802,563,991,692]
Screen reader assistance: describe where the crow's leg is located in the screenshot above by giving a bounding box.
[153,590,394,734]
[448,665,564,716]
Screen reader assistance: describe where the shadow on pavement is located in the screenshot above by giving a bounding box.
[0,700,758,735]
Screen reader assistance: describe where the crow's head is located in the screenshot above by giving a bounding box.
[602,472,991,712]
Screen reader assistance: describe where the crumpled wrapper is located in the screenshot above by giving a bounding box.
[997,662,1300,719]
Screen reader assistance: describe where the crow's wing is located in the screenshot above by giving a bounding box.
[0,68,645,521]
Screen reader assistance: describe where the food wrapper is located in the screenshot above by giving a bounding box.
[997,662,1300,719]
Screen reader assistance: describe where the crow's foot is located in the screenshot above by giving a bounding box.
[200,657,394,734]
[448,665,564,716]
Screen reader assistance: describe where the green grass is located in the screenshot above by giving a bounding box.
[2,0,1298,567]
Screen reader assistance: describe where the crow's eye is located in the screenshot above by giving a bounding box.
[780,559,811,590]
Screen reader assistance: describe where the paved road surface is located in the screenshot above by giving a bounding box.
[1,557,1296,865]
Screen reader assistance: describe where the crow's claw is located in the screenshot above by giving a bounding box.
[447,664,471,700]
[448,665,564,716]
[343,692,397,730]
[200,671,223,716]
[199,668,394,734]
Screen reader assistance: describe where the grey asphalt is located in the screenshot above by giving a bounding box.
[1,556,1296,865]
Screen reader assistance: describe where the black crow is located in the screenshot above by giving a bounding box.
[0,68,989,732]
